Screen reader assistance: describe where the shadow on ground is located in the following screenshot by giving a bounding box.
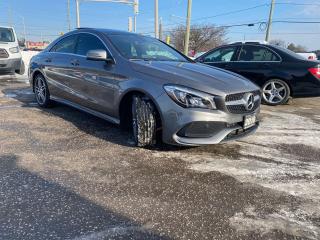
[0,154,169,240]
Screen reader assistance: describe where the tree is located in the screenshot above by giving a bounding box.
[287,43,307,53]
[269,39,286,48]
[169,24,227,54]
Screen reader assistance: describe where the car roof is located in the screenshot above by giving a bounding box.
[72,27,136,36]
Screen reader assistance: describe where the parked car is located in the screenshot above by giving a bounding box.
[196,42,320,105]
[0,26,24,74]
[29,28,261,147]
[297,52,317,61]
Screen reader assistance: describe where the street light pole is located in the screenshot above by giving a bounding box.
[76,0,80,28]
[77,0,138,30]
[22,16,27,44]
[265,0,275,42]
[67,0,71,31]
[184,0,192,55]
[154,0,159,38]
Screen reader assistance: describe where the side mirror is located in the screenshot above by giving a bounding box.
[86,49,113,63]
[198,58,204,63]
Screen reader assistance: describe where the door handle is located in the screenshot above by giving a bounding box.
[45,58,52,63]
[70,59,79,66]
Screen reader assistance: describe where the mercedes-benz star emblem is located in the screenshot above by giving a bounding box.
[244,93,255,111]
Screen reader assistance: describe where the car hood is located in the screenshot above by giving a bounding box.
[0,41,18,49]
[131,61,259,96]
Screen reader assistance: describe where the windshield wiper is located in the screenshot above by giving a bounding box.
[129,58,153,61]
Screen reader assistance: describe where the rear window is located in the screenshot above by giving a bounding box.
[271,45,306,60]
[239,45,280,62]
[0,28,15,42]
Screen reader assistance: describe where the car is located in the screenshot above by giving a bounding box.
[297,52,317,61]
[29,28,261,147]
[194,51,206,59]
[196,42,320,106]
[0,26,24,74]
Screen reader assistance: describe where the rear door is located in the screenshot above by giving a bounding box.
[43,34,78,100]
[232,44,281,86]
[198,46,239,71]
[68,33,117,116]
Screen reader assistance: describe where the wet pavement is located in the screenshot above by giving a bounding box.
[0,75,319,240]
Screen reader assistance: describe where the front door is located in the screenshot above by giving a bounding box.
[68,33,117,117]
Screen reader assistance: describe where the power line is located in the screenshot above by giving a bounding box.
[138,3,271,30]
[275,2,320,7]
[142,20,320,35]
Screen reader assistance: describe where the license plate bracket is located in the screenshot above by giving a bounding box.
[243,114,256,129]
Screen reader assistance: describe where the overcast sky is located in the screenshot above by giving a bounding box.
[1,0,320,50]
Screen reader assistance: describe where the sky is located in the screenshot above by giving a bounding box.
[0,0,320,50]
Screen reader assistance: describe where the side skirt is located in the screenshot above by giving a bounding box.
[50,96,120,125]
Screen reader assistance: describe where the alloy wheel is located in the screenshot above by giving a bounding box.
[35,76,47,105]
[262,80,288,105]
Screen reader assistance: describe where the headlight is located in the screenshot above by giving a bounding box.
[9,47,19,53]
[164,85,217,109]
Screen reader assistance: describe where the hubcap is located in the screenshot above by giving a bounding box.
[35,77,46,104]
[263,81,287,104]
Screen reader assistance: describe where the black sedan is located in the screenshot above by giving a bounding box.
[196,42,320,105]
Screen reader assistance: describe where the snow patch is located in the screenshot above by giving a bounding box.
[230,206,320,240]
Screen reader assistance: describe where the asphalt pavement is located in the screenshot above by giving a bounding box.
[0,75,319,240]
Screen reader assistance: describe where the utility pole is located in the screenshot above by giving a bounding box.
[265,0,275,42]
[154,0,159,38]
[67,0,71,31]
[184,0,192,55]
[159,17,163,40]
[8,6,13,27]
[128,17,133,32]
[21,16,27,44]
[133,16,137,32]
[76,0,80,28]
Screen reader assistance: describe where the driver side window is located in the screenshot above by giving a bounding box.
[204,47,237,63]
[75,33,107,56]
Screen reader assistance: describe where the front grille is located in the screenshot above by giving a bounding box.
[226,90,260,102]
[225,90,261,114]
[0,49,9,58]
[226,102,260,114]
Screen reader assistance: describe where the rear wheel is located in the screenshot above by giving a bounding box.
[132,95,157,147]
[262,79,290,106]
[34,74,52,108]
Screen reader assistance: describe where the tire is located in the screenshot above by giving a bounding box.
[15,60,25,75]
[262,79,291,106]
[132,95,157,147]
[34,74,52,108]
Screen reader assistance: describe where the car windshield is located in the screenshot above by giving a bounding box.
[107,34,189,62]
[0,28,15,42]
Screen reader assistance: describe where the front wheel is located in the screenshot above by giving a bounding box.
[34,74,52,108]
[132,95,157,147]
[262,79,291,106]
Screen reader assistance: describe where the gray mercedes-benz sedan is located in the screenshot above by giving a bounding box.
[29,28,261,147]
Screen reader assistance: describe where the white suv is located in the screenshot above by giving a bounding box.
[0,26,23,74]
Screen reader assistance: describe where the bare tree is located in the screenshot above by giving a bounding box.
[169,24,227,54]
[287,43,307,53]
[269,39,286,48]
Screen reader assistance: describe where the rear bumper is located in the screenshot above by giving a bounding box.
[0,58,22,73]
[156,93,260,146]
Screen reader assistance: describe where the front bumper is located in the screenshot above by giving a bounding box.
[157,93,260,146]
[0,58,22,73]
